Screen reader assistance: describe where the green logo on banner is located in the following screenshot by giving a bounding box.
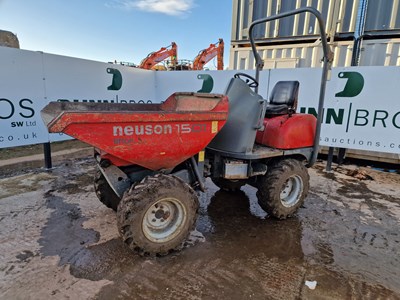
[107,68,123,91]
[335,72,364,97]
[197,74,214,93]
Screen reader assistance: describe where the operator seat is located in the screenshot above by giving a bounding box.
[265,81,299,117]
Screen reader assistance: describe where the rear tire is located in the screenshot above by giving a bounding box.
[117,174,198,256]
[211,177,246,192]
[94,170,121,211]
[256,159,309,219]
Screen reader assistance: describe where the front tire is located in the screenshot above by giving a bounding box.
[117,174,198,256]
[94,170,121,211]
[256,159,309,219]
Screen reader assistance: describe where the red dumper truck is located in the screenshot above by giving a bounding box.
[41,7,332,256]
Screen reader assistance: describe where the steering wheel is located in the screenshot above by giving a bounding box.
[234,72,259,88]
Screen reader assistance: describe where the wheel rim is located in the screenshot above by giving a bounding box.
[280,175,303,207]
[142,197,187,243]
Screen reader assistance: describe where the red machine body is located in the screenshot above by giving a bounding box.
[256,114,316,149]
[42,93,228,170]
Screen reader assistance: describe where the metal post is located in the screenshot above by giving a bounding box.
[336,148,346,165]
[336,0,368,166]
[352,0,368,66]
[43,142,52,169]
[337,148,346,164]
[326,147,335,169]
[326,147,334,172]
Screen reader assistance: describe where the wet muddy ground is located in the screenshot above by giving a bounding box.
[0,152,399,299]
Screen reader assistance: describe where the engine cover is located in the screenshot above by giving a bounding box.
[255,114,316,149]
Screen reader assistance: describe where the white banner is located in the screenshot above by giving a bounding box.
[0,47,155,147]
[0,46,399,155]
[42,53,155,142]
[0,47,48,147]
[320,67,400,154]
[268,67,400,154]
[155,69,270,100]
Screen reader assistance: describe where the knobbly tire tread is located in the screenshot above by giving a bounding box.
[256,159,309,219]
[94,170,121,211]
[211,177,246,192]
[117,174,199,256]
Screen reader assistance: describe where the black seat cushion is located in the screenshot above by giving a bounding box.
[265,81,299,116]
[265,103,290,115]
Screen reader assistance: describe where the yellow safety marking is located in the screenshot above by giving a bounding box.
[211,121,218,133]
[198,151,205,162]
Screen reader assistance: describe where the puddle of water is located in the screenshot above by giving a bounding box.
[39,190,100,265]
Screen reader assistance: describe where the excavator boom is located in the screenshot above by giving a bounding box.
[192,39,224,70]
[139,42,178,70]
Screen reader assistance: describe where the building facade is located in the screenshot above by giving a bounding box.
[230,0,400,164]
[230,0,400,69]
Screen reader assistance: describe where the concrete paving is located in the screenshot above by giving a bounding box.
[0,153,399,299]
